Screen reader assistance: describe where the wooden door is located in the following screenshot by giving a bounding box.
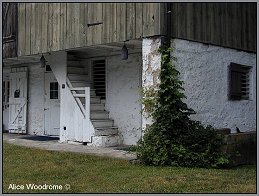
[8,67,28,133]
[44,72,60,136]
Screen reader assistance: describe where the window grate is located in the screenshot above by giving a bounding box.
[229,62,252,100]
[93,60,106,100]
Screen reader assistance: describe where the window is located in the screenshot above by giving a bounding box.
[50,82,59,99]
[93,60,106,99]
[229,62,252,100]
[45,65,52,72]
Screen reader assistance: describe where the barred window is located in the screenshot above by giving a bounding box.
[229,62,252,100]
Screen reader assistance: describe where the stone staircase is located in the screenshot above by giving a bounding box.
[67,53,122,147]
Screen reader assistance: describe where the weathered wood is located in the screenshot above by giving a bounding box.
[73,3,80,48]
[116,3,126,42]
[17,3,164,56]
[153,3,161,36]
[219,3,226,45]
[185,3,192,40]
[84,3,88,45]
[66,3,72,49]
[170,2,256,52]
[3,4,18,58]
[235,3,242,49]
[126,3,135,40]
[30,4,36,54]
[60,3,66,50]
[35,3,42,53]
[248,3,256,51]
[102,3,111,44]
[86,3,94,45]
[48,3,53,51]
[41,3,48,53]
[14,3,256,57]
[179,3,187,39]
[111,3,117,42]
[52,3,60,51]
[213,3,220,45]
[93,3,103,45]
[18,3,25,56]
[79,3,86,47]
[135,3,143,38]
[25,3,31,55]
[142,3,148,37]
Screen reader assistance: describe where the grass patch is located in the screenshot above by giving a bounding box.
[3,142,256,193]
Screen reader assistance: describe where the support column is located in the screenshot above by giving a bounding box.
[141,37,162,131]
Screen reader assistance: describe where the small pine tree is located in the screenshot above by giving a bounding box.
[136,45,229,168]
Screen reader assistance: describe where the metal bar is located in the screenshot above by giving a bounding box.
[87,22,103,27]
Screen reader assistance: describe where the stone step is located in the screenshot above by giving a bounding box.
[92,119,114,127]
[68,74,89,81]
[67,67,87,74]
[90,111,109,119]
[90,103,105,111]
[88,135,122,147]
[91,96,101,104]
[95,127,118,136]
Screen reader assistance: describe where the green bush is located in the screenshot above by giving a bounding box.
[136,45,229,168]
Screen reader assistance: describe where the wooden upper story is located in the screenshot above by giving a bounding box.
[3,3,257,59]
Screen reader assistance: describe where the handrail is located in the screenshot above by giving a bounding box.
[66,77,90,120]
[66,77,86,118]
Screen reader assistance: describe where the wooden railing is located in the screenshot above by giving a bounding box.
[66,77,94,142]
[66,78,90,118]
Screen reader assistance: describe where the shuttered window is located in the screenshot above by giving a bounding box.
[229,63,251,100]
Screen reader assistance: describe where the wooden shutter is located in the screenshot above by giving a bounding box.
[229,63,243,100]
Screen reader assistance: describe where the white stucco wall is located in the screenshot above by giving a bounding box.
[27,64,45,135]
[106,53,142,145]
[172,39,256,132]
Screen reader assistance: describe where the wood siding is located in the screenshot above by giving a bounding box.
[169,3,257,53]
[3,3,18,58]
[17,3,164,56]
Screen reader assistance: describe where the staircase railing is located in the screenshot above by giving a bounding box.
[66,78,89,117]
[66,77,94,142]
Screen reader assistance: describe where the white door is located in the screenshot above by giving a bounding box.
[44,72,60,136]
[8,67,28,133]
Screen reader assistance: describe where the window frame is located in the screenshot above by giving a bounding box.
[229,62,252,101]
[49,82,59,99]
